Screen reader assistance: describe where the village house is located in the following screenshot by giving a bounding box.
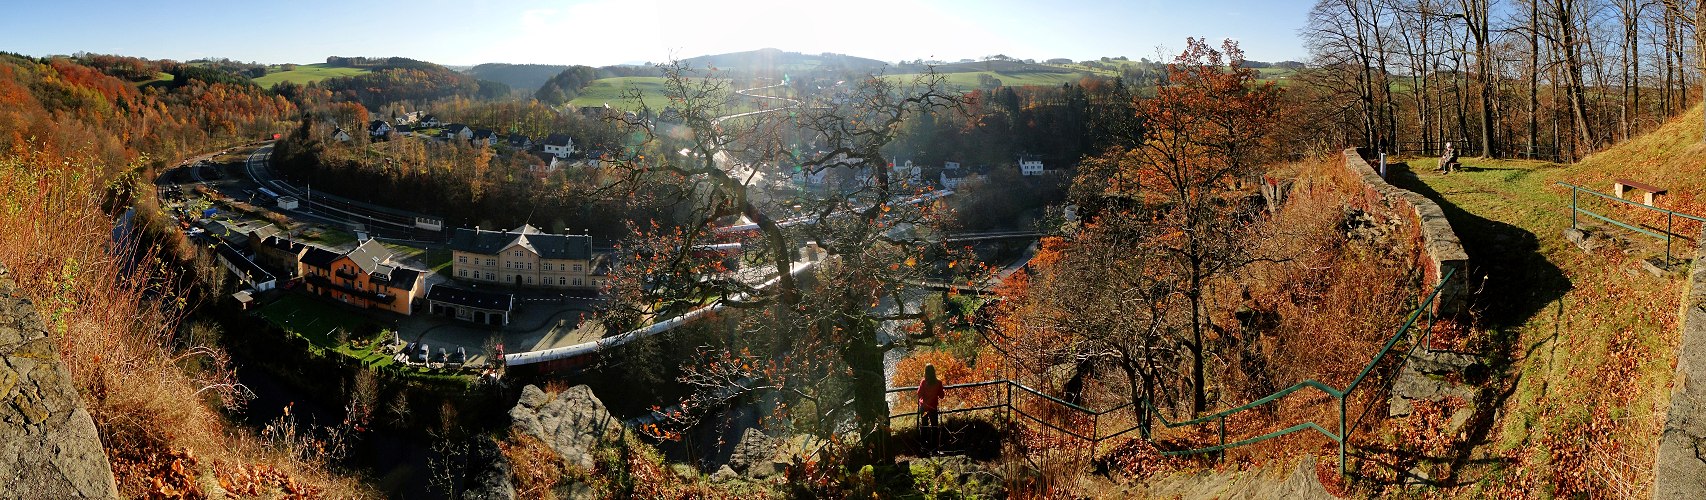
[368,119,393,139]
[940,166,987,189]
[213,241,277,292]
[393,110,423,125]
[1019,155,1045,176]
[530,151,563,174]
[255,234,309,278]
[331,127,352,142]
[892,159,922,185]
[419,114,441,127]
[444,124,474,142]
[507,134,533,150]
[472,129,497,147]
[300,239,427,315]
[542,133,575,158]
[450,224,598,290]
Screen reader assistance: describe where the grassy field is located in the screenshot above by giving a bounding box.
[251,63,371,88]
[1377,107,1706,494]
[568,76,673,111]
[256,293,395,366]
[880,70,1096,92]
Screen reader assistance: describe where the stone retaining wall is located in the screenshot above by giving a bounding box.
[1653,230,1706,498]
[1338,148,1470,315]
[0,265,119,498]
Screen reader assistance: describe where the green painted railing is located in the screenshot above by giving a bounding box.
[887,268,1457,477]
[1558,182,1706,265]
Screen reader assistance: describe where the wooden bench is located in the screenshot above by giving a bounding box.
[1614,178,1667,206]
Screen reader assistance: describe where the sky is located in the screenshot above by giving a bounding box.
[1,0,1315,67]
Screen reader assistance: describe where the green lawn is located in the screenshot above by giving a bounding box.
[1383,153,1690,494]
[302,227,356,248]
[255,293,395,366]
[568,76,674,112]
[252,63,371,88]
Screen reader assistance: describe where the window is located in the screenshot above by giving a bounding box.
[486,272,494,280]
[459,269,467,277]
[573,264,583,272]
[573,278,583,286]
[527,276,533,284]
[457,256,466,264]
[559,277,567,285]
[527,263,532,270]
[514,250,523,257]
[486,259,495,266]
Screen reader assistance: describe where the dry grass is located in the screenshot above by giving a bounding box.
[0,149,370,497]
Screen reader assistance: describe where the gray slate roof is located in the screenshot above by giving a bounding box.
[344,239,394,275]
[426,285,513,311]
[449,226,591,260]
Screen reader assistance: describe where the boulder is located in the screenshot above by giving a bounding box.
[0,266,120,498]
[711,464,739,483]
[1564,227,1603,253]
[1389,351,1483,437]
[508,384,623,472]
[729,427,776,476]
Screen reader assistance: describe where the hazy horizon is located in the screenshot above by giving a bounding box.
[1,0,1314,67]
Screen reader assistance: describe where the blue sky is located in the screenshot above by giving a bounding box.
[1,0,1314,66]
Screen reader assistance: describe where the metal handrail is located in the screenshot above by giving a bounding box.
[1557,182,1706,265]
[885,267,1458,478]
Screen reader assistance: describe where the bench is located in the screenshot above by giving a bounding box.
[1614,178,1667,206]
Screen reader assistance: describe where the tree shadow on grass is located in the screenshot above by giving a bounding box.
[1362,162,1575,488]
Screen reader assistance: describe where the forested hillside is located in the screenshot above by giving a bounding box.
[0,52,365,496]
[465,63,570,93]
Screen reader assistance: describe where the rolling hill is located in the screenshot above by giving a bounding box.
[465,63,571,93]
[680,47,889,76]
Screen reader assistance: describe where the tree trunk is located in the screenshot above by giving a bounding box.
[1530,0,1541,157]
[1698,0,1706,141]
[843,314,892,464]
[1189,262,1206,415]
[1553,0,1597,149]
[1464,0,1497,157]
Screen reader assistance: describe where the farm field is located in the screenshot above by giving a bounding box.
[251,63,371,88]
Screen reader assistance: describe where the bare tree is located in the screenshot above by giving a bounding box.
[604,62,970,464]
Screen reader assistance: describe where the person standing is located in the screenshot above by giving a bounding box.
[918,364,944,430]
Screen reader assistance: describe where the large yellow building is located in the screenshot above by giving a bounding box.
[449,225,597,290]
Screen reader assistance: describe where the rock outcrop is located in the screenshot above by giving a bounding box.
[508,384,623,472]
[1389,350,1483,436]
[0,266,120,498]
